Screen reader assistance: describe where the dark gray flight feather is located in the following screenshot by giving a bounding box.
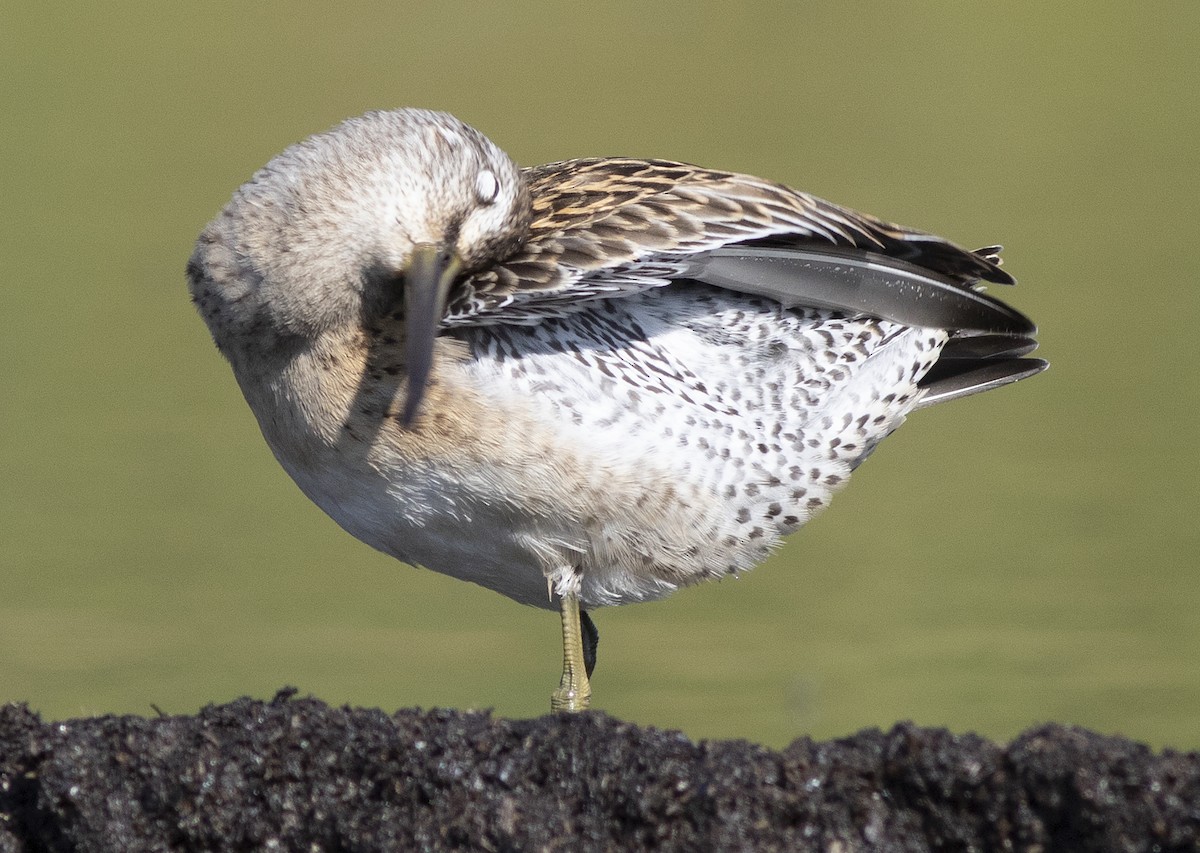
[684,245,1036,336]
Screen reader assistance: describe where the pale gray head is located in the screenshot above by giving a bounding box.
[188,108,531,421]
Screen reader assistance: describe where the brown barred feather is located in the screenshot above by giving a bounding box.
[446,158,1013,324]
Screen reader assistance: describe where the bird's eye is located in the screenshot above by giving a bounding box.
[475,170,499,205]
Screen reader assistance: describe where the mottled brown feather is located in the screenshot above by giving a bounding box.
[446,158,1012,325]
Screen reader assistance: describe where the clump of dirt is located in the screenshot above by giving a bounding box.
[1,689,1197,851]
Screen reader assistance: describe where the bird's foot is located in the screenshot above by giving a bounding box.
[550,592,592,712]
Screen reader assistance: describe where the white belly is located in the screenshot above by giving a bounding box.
[250,284,942,610]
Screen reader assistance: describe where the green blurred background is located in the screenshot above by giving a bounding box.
[3,3,1197,750]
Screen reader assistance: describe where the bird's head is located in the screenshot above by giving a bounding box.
[188,108,531,422]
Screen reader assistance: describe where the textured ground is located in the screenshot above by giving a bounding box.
[1,690,1197,851]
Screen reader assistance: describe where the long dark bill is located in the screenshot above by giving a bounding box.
[401,243,462,428]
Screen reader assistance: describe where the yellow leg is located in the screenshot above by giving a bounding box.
[550,592,592,712]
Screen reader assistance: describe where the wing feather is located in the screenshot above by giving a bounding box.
[444,158,1025,335]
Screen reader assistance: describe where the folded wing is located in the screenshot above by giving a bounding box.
[446,158,1046,399]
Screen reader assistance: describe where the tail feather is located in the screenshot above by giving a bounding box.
[918,354,1047,408]
[938,333,1040,361]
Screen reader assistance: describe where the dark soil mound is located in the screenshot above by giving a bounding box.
[1,689,1197,851]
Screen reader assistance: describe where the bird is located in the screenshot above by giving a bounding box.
[188,108,1045,712]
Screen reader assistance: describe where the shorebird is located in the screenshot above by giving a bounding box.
[189,108,1045,712]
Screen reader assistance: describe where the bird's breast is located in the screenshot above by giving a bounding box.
[229,284,943,609]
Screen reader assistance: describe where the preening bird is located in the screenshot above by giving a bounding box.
[189,108,1045,711]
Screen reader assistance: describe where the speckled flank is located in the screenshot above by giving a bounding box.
[459,283,943,606]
